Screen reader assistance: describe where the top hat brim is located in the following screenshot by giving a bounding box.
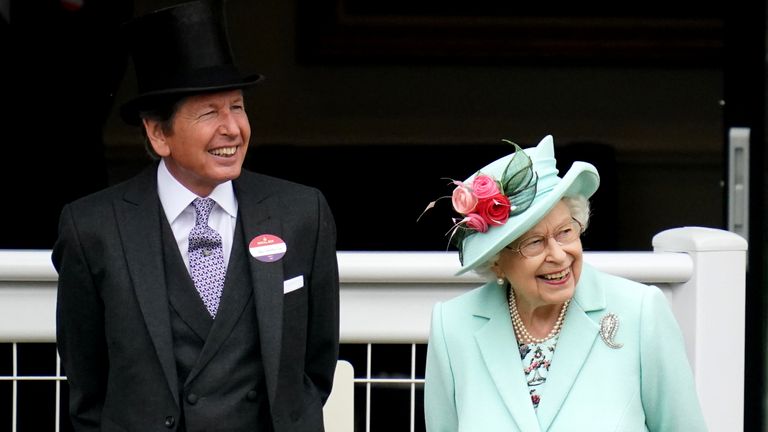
[456,136,600,275]
[120,73,264,126]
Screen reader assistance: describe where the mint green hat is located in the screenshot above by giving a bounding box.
[456,135,600,275]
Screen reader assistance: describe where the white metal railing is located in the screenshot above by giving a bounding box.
[0,226,748,432]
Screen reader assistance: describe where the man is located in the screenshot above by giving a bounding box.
[52,1,339,431]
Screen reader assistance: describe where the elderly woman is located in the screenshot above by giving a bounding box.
[424,136,707,431]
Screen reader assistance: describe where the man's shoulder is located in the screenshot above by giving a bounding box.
[237,169,323,197]
[66,166,155,211]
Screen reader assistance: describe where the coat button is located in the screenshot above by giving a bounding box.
[186,393,199,405]
[246,390,259,401]
[164,416,175,428]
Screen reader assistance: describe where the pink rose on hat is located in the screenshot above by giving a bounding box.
[464,213,489,233]
[472,174,500,199]
[419,140,541,260]
[451,181,478,215]
[447,174,511,233]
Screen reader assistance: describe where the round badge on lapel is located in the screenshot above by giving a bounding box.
[249,234,287,262]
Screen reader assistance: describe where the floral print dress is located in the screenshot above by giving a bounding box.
[518,335,559,409]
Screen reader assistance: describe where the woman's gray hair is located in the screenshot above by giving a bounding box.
[563,195,591,231]
[473,194,591,281]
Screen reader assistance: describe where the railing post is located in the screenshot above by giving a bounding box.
[653,227,747,432]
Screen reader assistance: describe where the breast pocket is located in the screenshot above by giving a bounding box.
[283,274,307,313]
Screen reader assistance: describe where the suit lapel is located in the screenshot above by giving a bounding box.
[474,283,541,432]
[186,220,253,383]
[536,264,605,431]
[234,174,284,404]
[162,219,212,342]
[114,165,179,406]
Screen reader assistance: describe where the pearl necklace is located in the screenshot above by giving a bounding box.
[508,287,570,345]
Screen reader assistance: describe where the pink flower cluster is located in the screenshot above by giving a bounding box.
[451,174,511,233]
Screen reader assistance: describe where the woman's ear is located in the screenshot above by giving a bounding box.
[490,261,502,278]
[144,118,171,157]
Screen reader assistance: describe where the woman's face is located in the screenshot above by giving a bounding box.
[492,201,583,310]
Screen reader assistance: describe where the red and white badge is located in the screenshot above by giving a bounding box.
[249,234,287,262]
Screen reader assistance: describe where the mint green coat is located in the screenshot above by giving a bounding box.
[424,263,707,432]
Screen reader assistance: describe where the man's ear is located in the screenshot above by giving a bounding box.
[144,118,170,157]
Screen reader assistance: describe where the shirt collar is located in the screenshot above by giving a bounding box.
[157,159,238,223]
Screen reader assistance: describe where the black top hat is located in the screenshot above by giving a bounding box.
[119,0,263,125]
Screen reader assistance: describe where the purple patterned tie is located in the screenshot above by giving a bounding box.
[188,198,225,317]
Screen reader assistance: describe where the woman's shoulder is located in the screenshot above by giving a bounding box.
[582,263,659,295]
[579,263,665,314]
[438,281,501,313]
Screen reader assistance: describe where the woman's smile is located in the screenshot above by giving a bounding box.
[538,267,571,284]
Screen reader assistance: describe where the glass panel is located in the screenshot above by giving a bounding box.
[370,344,412,378]
[339,343,368,379]
[370,384,411,432]
[17,381,56,431]
[17,343,58,376]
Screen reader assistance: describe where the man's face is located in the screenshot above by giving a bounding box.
[145,89,250,196]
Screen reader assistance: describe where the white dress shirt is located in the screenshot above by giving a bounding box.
[156,159,238,272]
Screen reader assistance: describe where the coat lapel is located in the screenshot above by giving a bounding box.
[474,283,541,432]
[185,220,253,383]
[536,264,605,431]
[234,174,284,404]
[162,219,213,342]
[114,165,179,406]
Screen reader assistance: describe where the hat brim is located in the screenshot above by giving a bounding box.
[119,73,264,126]
[456,160,599,275]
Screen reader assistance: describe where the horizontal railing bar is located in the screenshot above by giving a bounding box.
[337,251,693,284]
[0,250,58,281]
[0,376,67,381]
[0,375,425,384]
[0,250,693,284]
[354,378,424,384]
[0,251,694,344]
